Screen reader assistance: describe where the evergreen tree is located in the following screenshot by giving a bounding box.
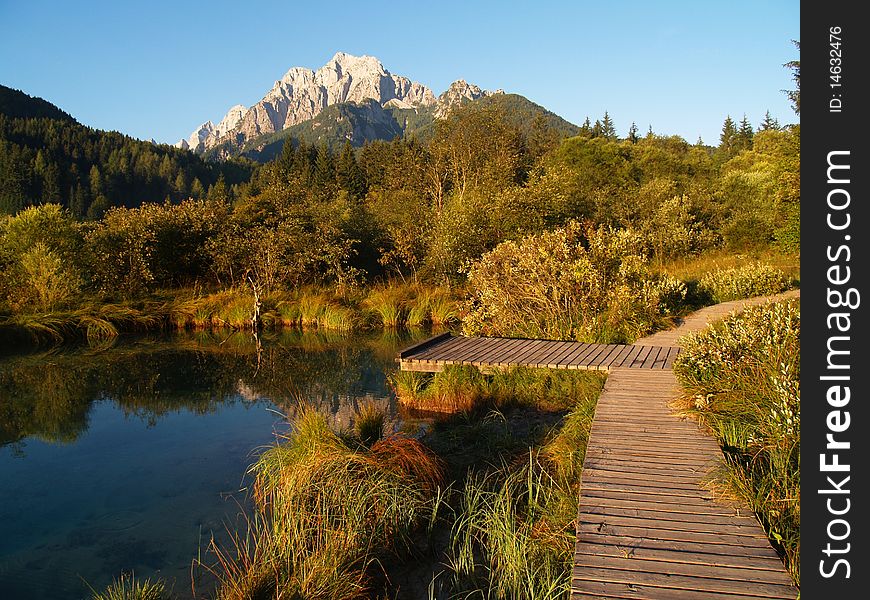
[718,115,738,158]
[600,111,617,140]
[783,40,800,115]
[336,141,365,199]
[627,122,639,144]
[759,110,780,131]
[313,143,335,191]
[735,114,754,152]
[579,117,592,137]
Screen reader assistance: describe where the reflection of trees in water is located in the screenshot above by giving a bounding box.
[0,329,426,449]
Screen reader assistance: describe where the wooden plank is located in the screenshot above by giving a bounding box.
[664,346,682,368]
[533,340,575,368]
[403,336,463,362]
[414,335,477,362]
[628,345,654,368]
[573,531,780,559]
[506,339,552,365]
[444,336,499,364]
[547,341,586,368]
[641,346,666,369]
[454,336,503,365]
[590,344,624,369]
[520,340,561,367]
[397,331,453,359]
[651,347,671,369]
[576,522,772,550]
[580,504,765,528]
[606,345,636,368]
[496,338,542,366]
[580,480,717,501]
[612,345,643,369]
[571,578,776,600]
[569,566,795,599]
[565,343,605,368]
[578,493,742,517]
[572,553,795,588]
[474,337,526,366]
[573,543,790,574]
[578,343,613,368]
[555,342,592,366]
[577,513,770,540]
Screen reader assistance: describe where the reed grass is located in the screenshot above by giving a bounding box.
[438,370,603,599]
[365,288,408,328]
[354,401,386,447]
[205,406,446,599]
[88,573,170,600]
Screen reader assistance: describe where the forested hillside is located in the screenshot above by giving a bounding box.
[0,85,252,217]
[0,91,799,314]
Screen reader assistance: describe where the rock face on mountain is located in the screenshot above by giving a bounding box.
[435,80,502,117]
[177,52,493,153]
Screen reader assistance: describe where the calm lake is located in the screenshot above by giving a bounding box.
[0,329,431,599]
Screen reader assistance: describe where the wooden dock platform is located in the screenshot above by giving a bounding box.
[397,333,681,373]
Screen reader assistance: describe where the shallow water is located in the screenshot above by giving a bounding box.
[0,329,429,599]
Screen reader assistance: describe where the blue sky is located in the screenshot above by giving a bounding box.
[0,0,799,145]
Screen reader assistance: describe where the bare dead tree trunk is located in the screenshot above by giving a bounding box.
[248,274,262,331]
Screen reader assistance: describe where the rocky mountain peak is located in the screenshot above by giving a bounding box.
[176,54,495,152]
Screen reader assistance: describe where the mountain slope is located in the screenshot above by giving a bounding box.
[0,85,76,122]
[0,87,251,216]
[207,92,579,163]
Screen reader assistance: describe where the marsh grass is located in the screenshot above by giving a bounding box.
[354,401,386,447]
[673,300,800,584]
[204,406,446,599]
[87,573,170,600]
[365,287,408,328]
[432,369,603,599]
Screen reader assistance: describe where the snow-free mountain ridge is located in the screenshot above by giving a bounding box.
[177,52,500,153]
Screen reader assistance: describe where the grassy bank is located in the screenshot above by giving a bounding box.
[672,299,800,585]
[0,283,462,347]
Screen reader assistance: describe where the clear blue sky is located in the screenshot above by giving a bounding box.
[0,0,799,146]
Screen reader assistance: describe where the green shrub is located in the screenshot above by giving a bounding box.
[463,221,686,343]
[697,262,791,302]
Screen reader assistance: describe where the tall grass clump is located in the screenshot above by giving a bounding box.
[696,262,792,303]
[440,373,602,599]
[462,221,686,343]
[673,300,800,584]
[391,365,487,413]
[205,407,445,599]
[392,364,605,416]
[88,573,170,600]
[365,287,408,328]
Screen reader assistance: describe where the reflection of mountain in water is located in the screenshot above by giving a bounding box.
[0,329,427,450]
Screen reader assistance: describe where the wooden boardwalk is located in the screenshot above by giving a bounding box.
[572,289,800,599]
[396,290,800,598]
[397,334,681,373]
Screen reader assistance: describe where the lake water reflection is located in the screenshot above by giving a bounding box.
[0,328,430,599]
